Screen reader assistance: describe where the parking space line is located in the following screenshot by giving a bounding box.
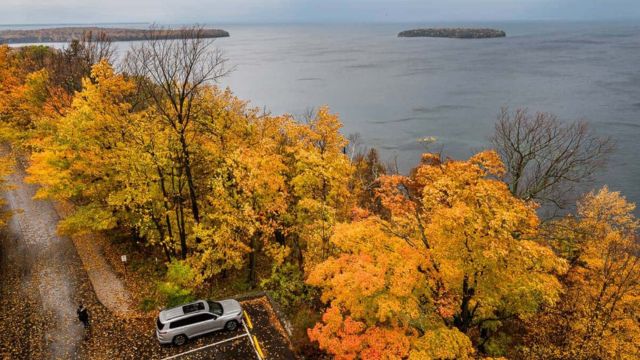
[243,319,264,360]
[253,335,266,359]
[243,310,254,329]
[158,332,250,360]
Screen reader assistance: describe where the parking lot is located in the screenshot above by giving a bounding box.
[154,296,296,360]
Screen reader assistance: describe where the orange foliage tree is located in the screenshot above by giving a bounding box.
[308,151,567,358]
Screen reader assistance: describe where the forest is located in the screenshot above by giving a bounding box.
[0,28,638,359]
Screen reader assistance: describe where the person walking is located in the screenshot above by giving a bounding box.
[77,303,90,328]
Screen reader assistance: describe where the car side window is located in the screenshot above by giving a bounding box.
[192,313,215,322]
[169,313,215,329]
[170,315,198,329]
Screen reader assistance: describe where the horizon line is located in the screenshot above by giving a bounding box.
[1,18,639,27]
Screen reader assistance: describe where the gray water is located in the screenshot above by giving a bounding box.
[6,21,640,207]
[216,22,640,208]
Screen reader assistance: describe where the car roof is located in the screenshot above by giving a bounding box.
[159,300,209,323]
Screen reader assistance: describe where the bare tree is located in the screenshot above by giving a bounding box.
[81,30,116,66]
[346,132,364,162]
[31,31,116,115]
[124,26,230,249]
[491,107,614,211]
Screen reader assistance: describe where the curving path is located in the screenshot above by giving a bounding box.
[1,153,83,359]
[57,209,134,317]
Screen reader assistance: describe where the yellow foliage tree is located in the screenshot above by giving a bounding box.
[27,60,135,235]
[189,87,291,282]
[521,187,640,360]
[283,106,354,271]
[0,154,14,228]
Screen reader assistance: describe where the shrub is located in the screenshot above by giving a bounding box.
[260,262,316,313]
[139,298,157,312]
[157,260,196,307]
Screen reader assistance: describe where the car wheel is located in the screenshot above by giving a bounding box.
[173,334,187,346]
[225,320,238,331]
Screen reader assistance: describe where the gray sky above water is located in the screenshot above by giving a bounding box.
[1,0,639,25]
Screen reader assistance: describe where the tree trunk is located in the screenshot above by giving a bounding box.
[175,201,187,259]
[295,238,304,272]
[162,243,173,263]
[275,229,285,246]
[247,233,260,287]
[179,133,200,224]
[454,275,475,333]
[151,213,173,262]
[156,167,176,247]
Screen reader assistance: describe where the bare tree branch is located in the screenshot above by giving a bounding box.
[123,25,231,243]
[491,107,615,212]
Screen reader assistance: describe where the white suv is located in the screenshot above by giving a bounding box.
[156,299,243,346]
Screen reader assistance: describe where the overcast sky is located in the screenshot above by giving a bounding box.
[2,0,639,25]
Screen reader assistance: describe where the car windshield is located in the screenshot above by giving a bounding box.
[207,301,223,316]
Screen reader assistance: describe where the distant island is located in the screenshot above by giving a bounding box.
[0,27,230,44]
[398,28,506,39]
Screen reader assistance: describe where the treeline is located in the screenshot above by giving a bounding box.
[0,27,229,44]
[398,28,506,39]
[0,28,638,360]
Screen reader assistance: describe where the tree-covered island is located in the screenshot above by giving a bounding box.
[398,28,506,38]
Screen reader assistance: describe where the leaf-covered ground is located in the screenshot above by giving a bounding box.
[1,160,86,359]
[56,200,134,317]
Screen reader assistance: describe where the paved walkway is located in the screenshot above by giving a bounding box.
[1,153,84,358]
[3,148,132,316]
[54,202,134,317]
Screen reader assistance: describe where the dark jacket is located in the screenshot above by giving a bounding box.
[77,306,89,322]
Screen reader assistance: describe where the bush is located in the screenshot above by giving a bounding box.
[157,260,196,307]
[260,262,316,313]
[139,298,157,312]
